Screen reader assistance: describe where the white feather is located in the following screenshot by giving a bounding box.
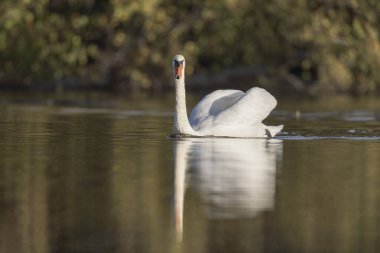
[189,89,244,127]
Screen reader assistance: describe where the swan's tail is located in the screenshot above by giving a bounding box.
[265,125,283,137]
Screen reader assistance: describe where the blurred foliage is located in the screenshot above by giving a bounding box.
[1,0,380,95]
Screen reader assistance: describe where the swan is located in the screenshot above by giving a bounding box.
[172,54,283,138]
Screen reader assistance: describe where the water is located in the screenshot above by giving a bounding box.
[0,94,380,253]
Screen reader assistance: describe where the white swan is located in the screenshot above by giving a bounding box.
[172,54,283,138]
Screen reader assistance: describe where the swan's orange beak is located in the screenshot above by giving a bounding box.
[174,60,183,80]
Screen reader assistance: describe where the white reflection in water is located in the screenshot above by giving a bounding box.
[173,138,283,241]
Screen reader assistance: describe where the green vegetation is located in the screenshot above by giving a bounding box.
[1,0,380,95]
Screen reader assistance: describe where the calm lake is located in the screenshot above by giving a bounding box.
[0,92,380,253]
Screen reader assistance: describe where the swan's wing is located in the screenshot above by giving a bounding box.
[189,89,244,126]
[214,87,277,125]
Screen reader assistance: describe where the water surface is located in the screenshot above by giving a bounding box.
[0,94,380,253]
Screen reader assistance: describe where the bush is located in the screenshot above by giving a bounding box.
[1,0,380,95]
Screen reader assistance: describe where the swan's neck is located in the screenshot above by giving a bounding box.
[173,79,196,135]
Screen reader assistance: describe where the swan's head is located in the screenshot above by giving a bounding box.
[173,55,185,80]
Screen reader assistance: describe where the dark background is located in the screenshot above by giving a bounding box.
[2,0,380,96]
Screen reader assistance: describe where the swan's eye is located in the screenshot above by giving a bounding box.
[174,60,184,67]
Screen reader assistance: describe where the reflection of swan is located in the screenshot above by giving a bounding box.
[173,138,283,241]
[172,54,283,138]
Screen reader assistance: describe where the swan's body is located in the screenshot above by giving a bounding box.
[172,55,283,138]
